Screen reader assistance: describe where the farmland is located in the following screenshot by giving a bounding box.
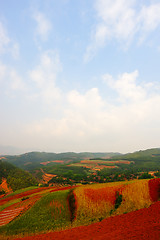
[68,159,132,171]
[28,148,160,185]
[72,178,159,226]
[14,201,160,240]
[1,148,160,186]
[0,178,159,239]
[0,148,160,238]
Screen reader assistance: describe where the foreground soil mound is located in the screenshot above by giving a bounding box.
[15,201,160,240]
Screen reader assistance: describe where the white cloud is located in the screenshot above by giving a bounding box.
[84,0,160,61]
[68,88,104,110]
[24,70,160,153]
[0,21,20,58]
[139,4,160,32]
[0,21,10,54]
[103,70,146,102]
[0,62,26,93]
[33,11,52,41]
[0,62,7,82]
[11,43,20,59]
[9,70,26,91]
[29,50,62,104]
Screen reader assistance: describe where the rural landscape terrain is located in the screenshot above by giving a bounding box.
[0,148,160,239]
[1,0,160,239]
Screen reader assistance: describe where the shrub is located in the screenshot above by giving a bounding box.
[67,189,77,223]
[0,190,5,195]
[115,191,122,209]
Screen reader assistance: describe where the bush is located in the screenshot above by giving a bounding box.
[67,189,77,223]
[0,189,5,195]
[139,172,153,179]
[115,191,122,209]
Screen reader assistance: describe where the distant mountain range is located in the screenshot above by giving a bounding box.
[0,151,121,170]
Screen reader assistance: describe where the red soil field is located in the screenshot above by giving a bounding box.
[0,187,51,206]
[51,160,64,163]
[0,186,75,206]
[15,201,160,240]
[42,173,56,183]
[81,160,131,165]
[0,186,74,227]
[49,186,75,193]
[0,195,41,226]
[148,178,160,202]
[0,178,12,193]
[40,160,64,165]
[84,185,122,205]
[0,207,24,227]
[95,165,117,169]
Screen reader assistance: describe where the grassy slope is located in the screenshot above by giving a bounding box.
[0,190,71,237]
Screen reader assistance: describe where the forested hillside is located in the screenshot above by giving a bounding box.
[0,160,37,192]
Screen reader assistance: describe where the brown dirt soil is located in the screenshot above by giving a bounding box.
[14,201,160,240]
[0,178,12,193]
[40,160,64,165]
[42,173,56,184]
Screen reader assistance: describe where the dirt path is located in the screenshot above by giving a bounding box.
[14,201,160,240]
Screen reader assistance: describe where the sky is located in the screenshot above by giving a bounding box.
[0,0,160,154]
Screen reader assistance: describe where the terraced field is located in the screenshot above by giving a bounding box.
[0,178,159,239]
[68,159,133,171]
[0,208,24,227]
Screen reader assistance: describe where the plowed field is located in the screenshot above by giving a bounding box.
[0,195,41,226]
[0,186,74,229]
[15,201,160,240]
[0,208,23,227]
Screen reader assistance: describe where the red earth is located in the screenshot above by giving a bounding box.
[15,201,160,240]
[0,195,41,227]
[0,187,51,206]
[0,186,74,206]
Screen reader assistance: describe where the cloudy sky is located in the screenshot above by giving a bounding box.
[0,0,160,154]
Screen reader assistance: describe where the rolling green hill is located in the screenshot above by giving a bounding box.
[1,152,120,170]
[1,148,160,186]
[111,148,160,171]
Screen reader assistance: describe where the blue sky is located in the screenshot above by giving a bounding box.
[0,0,160,154]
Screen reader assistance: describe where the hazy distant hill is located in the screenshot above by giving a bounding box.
[110,148,160,172]
[1,152,121,170]
[112,148,160,160]
[2,148,160,175]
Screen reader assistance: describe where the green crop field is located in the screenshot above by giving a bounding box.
[0,190,71,237]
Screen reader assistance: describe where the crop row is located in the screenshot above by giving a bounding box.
[0,179,159,237]
[72,178,160,226]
